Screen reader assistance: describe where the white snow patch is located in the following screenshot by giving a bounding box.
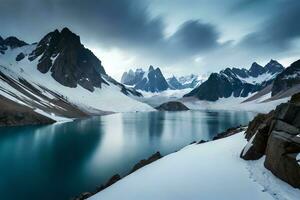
[238,73,277,85]
[242,131,257,156]
[183,94,290,114]
[247,156,300,200]
[89,132,287,200]
[0,46,154,113]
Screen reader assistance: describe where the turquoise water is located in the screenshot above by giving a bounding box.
[0,110,256,200]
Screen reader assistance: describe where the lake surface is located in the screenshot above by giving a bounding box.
[0,110,256,200]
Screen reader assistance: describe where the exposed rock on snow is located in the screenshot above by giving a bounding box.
[0,28,154,124]
[241,92,300,188]
[0,95,55,126]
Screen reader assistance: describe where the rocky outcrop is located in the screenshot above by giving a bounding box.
[0,95,55,126]
[156,101,189,111]
[213,126,246,140]
[74,152,163,200]
[184,60,284,101]
[28,27,108,92]
[130,152,162,173]
[241,93,300,188]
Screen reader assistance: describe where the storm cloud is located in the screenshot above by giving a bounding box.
[1,0,300,78]
[240,0,300,50]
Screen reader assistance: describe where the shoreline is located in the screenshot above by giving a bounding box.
[74,125,247,200]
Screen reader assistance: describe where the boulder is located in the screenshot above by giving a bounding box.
[241,93,300,189]
[264,130,300,188]
[241,123,270,160]
[15,52,25,61]
[245,112,273,140]
[130,152,162,173]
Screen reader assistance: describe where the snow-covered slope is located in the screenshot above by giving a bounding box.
[0,29,153,122]
[183,92,289,114]
[89,132,300,200]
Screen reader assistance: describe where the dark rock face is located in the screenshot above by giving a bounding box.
[2,36,28,49]
[16,53,25,61]
[184,60,284,101]
[241,92,300,188]
[272,59,300,96]
[156,101,189,111]
[249,62,265,77]
[0,96,55,126]
[0,36,27,54]
[29,28,108,92]
[265,59,284,74]
[134,66,169,92]
[167,76,184,89]
[241,123,270,160]
[121,66,169,92]
[121,69,144,86]
[264,130,300,188]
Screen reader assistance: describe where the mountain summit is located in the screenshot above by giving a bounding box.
[184,60,284,101]
[28,27,107,92]
[121,66,169,92]
[0,28,153,123]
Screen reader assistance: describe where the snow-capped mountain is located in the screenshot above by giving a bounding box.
[167,76,184,89]
[168,74,205,89]
[121,66,169,92]
[271,59,300,97]
[184,60,284,101]
[0,28,153,123]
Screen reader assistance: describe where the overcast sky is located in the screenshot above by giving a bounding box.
[1,0,300,80]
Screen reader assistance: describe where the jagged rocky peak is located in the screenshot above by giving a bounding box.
[167,76,183,89]
[264,59,284,74]
[29,27,107,92]
[184,60,285,101]
[135,65,169,92]
[149,65,155,71]
[121,68,145,85]
[0,35,28,54]
[249,62,265,77]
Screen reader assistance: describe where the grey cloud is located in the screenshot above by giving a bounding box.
[240,0,300,50]
[168,20,220,53]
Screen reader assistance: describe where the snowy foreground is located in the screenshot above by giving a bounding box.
[89,132,300,200]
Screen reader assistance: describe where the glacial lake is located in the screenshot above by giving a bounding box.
[0,110,256,200]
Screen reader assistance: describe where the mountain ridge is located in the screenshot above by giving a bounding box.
[184,60,284,101]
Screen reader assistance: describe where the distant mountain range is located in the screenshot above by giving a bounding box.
[167,74,204,89]
[121,68,205,92]
[184,60,285,101]
[121,66,169,92]
[0,28,152,125]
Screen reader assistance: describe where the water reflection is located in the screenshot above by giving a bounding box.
[0,110,256,200]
